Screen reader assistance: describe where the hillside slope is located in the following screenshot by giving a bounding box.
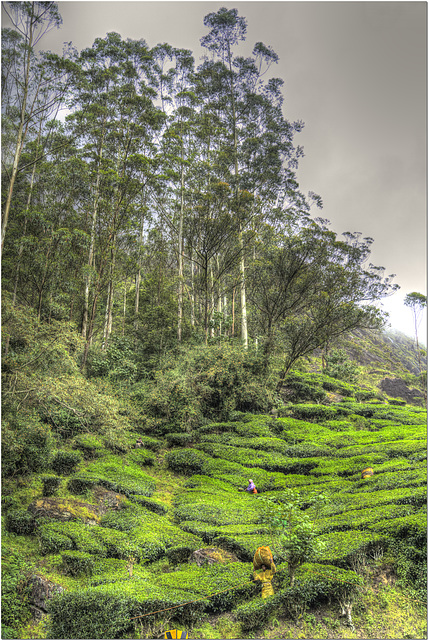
[2,377,426,640]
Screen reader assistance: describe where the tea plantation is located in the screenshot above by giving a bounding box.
[2,393,426,639]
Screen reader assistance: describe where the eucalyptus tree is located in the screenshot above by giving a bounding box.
[67,33,165,362]
[151,45,198,342]
[198,7,315,346]
[404,291,427,375]
[1,1,63,250]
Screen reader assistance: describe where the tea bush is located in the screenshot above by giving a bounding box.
[41,475,62,496]
[128,494,168,515]
[72,434,106,459]
[5,509,36,536]
[1,549,32,636]
[61,550,95,576]
[70,456,156,496]
[1,412,54,477]
[51,450,82,475]
[316,529,386,568]
[127,448,156,467]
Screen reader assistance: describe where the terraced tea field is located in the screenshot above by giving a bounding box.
[3,400,426,639]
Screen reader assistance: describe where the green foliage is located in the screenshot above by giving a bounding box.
[47,590,135,639]
[72,434,107,459]
[86,337,138,383]
[133,343,274,430]
[61,550,95,576]
[259,492,328,584]
[1,411,54,477]
[325,349,361,382]
[68,455,156,497]
[1,548,32,635]
[51,449,82,475]
[41,475,62,496]
[5,509,36,536]
[127,447,156,467]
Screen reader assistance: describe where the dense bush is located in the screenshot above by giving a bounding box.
[41,475,62,496]
[61,551,95,576]
[5,509,36,536]
[72,434,107,459]
[127,448,156,466]
[51,450,82,475]
[1,549,32,636]
[1,412,54,477]
[47,590,135,639]
[69,456,156,497]
[132,343,274,430]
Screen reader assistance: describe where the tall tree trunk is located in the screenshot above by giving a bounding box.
[1,6,35,251]
[227,42,248,347]
[177,140,185,342]
[102,234,116,350]
[82,120,106,339]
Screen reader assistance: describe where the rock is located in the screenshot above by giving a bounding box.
[28,497,101,524]
[29,575,64,613]
[379,377,425,405]
[93,486,127,511]
[189,547,238,566]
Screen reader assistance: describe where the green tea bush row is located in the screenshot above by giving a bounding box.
[180,520,269,543]
[315,485,427,518]
[68,456,156,497]
[166,432,196,447]
[207,435,334,458]
[128,494,168,515]
[61,550,95,576]
[5,509,37,536]
[155,561,256,614]
[196,443,318,475]
[289,404,352,422]
[367,511,427,540]
[51,449,82,475]
[316,529,386,568]
[41,475,62,496]
[127,448,156,467]
[316,503,417,534]
[72,434,107,459]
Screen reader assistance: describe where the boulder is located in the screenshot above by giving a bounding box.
[29,574,64,618]
[379,377,425,405]
[189,547,238,566]
[28,497,101,524]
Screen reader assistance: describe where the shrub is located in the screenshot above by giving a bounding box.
[128,495,168,515]
[165,448,209,476]
[37,523,75,555]
[51,450,82,475]
[1,412,54,477]
[47,590,135,639]
[41,475,62,496]
[324,349,360,383]
[127,448,156,467]
[61,551,95,576]
[234,593,281,633]
[1,549,32,634]
[5,509,36,536]
[71,456,156,497]
[166,432,196,447]
[72,434,106,459]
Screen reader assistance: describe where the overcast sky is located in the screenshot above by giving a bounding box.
[3,1,427,341]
